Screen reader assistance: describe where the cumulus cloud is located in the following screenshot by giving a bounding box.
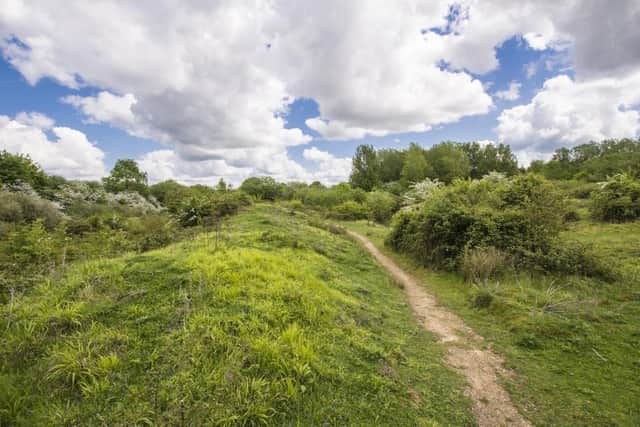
[62,91,137,128]
[1,1,639,181]
[496,73,640,160]
[302,147,352,184]
[138,146,350,186]
[0,0,492,178]
[14,111,55,129]
[137,150,250,187]
[305,118,390,141]
[494,82,521,101]
[0,113,106,180]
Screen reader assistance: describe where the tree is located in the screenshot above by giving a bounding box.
[378,149,405,183]
[216,178,228,192]
[349,144,379,191]
[495,144,519,176]
[401,143,431,184]
[103,159,149,196]
[462,142,519,178]
[239,176,280,200]
[0,151,48,190]
[424,142,470,183]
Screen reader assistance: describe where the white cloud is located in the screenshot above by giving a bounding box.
[0,0,492,177]
[305,118,391,141]
[1,1,639,182]
[302,147,351,184]
[0,113,106,180]
[496,73,640,160]
[62,91,137,128]
[525,62,537,79]
[494,81,521,101]
[14,111,55,129]
[137,150,250,187]
[139,146,349,186]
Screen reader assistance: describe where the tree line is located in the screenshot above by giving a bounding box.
[349,141,519,192]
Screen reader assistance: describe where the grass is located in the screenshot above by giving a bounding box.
[0,204,474,426]
[342,219,640,426]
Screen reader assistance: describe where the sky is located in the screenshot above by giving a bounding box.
[1,1,639,186]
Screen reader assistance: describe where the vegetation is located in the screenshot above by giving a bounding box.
[589,173,640,222]
[529,138,640,181]
[0,150,50,191]
[2,135,640,425]
[350,140,518,190]
[102,159,150,196]
[342,219,640,425]
[0,153,251,301]
[0,205,474,425]
[387,173,607,277]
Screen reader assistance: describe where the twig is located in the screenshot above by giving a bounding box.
[592,347,608,362]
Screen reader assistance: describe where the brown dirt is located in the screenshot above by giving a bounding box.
[347,230,531,427]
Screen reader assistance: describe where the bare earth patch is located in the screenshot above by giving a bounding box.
[347,230,531,427]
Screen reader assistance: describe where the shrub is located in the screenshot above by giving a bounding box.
[240,177,281,200]
[470,288,494,309]
[365,191,397,223]
[521,240,613,279]
[179,191,251,227]
[0,220,60,278]
[462,246,509,283]
[211,191,252,217]
[0,190,62,230]
[564,209,581,222]
[331,201,368,220]
[571,182,599,199]
[589,174,640,222]
[388,174,569,272]
[126,213,179,252]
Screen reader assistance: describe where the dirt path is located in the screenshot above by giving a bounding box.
[347,230,531,427]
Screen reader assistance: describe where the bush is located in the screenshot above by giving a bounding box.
[388,174,569,272]
[0,190,62,230]
[521,240,613,279]
[564,209,581,222]
[365,191,397,223]
[462,247,509,283]
[179,191,251,227]
[0,220,61,278]
[126,214,178,252]
[590,174,640,222]
[331,201,368,220]
[571,182,599,199]
[240,177,281,200]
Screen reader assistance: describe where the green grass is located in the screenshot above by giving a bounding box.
[0,205,474,426]
[342,219,640,426]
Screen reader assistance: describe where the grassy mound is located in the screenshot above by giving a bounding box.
[1,205,473,426]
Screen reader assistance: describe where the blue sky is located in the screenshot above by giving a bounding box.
[0,1,638,185]
[0,36,553,170]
